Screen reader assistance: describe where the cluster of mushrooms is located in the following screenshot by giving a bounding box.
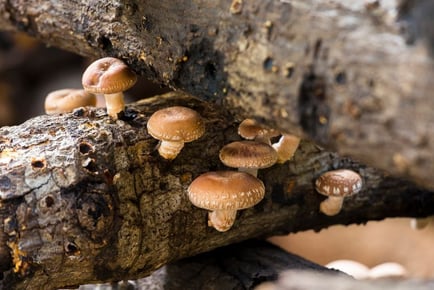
[43,57,363,232]
[188,119,301,232]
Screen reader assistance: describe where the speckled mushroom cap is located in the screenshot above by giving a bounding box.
[187,171,265,210]
[315,169,363,197]
[219,141,278,169]
[82,57,137,94]
[44,89,96,114]
[147,106,205,142]
[238,118,280,140]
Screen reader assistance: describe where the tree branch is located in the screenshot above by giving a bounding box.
[1,92,433,289]
[0,0,433,188]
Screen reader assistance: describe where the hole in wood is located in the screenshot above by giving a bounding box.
[44,196,55,208]
[31,158,46,169]
[79,142,94,155]
[83,159,98,174]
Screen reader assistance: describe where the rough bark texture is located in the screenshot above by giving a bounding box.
[0,0,433,189]
[1,92,434,289]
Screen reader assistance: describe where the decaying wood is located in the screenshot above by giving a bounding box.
[0,0,433,189]
[1,92,434,289]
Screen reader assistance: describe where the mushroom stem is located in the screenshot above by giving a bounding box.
[255,135,272,145]
[320,196,344,216]
[272,134,300,164]
[410,217,432,230]
[158,140,185,160]
[208,209,238,232]
[238,167,258,177]
[104,92,125,119]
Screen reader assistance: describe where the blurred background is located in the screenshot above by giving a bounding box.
[1,31,433,282]
[269,218,434,279]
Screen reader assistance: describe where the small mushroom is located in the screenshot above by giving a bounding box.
[325,259,370,279]
[219,140,277,177]
[238,118,280,144]
[272,134,301,164]
[315,169,362,216]
[82,57,137,119]
[147,106,205,160]
[368,262,407,279]
[44,89,96,114]
[187,171,265,232]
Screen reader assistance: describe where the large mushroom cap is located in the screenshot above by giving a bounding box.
[147,106,205,142]
[82,57,137,94]
[315,169,363,197]
[44,89,96,114]
[238,118,280,140]
[219,140,278,169]
[187,171,265,211]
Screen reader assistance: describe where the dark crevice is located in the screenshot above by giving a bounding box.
[297,72,330,145]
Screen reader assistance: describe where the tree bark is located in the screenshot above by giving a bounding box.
[0,0,433,189]
[1,92,433,289]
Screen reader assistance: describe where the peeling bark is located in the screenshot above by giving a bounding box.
[0,92,433,289]
[0,0,433,189]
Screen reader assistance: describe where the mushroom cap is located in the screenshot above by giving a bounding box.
[187,171,265,210]
[44,89,96,114]
[219,140,278,169]
[315,169,363,197]
[82,57,137,94]
[238,118,280,140]
[147,106,205,142]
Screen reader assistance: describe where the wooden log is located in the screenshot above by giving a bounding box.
[0,0,433,188]
[1,92,433,289]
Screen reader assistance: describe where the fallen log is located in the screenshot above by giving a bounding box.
[0,0,433,188]
[0,92,433,289]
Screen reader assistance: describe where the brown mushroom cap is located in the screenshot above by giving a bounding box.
[219,141,278,169]
[238,118,280,140]
[315,169,363,197]
[44,89,96,114]
[187,171,265,210]
[81,57,137,94]
[147,106,205,142]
